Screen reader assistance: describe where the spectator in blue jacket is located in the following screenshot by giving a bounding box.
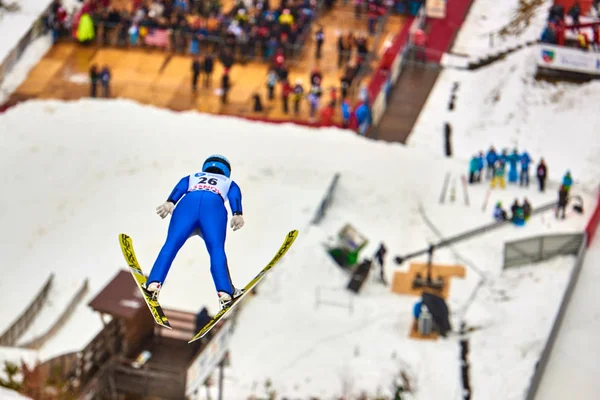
[507,148,519,184]
[486,146,498,179]
[355,102,371,136]
[562,171,573,193]
[493,202,508,221]
[499,148,508,166]
[341,98,351,128]
[519,151,532,187]
[469,155,479,184]
[475,151,485,182]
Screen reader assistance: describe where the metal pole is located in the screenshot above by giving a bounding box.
[394,201,558,265]
[218,354,226,400]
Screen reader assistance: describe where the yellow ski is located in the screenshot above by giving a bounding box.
[119,233,171,329]
[188,230,298,343]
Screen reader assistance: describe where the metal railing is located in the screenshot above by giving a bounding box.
[503,234,585,269]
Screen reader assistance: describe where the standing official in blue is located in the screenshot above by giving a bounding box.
[485,147,498,180]
[144,155,246,309]
[519,151,532,187]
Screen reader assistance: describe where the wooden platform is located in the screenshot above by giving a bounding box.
[391,262,466,300]
[7,7,405,124]
[409,319,439,340]
[394,263,465,341]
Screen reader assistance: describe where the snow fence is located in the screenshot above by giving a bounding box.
[312,173,341,225]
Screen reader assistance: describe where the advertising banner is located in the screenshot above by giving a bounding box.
[186,320,233,398]
[537,44,600,75]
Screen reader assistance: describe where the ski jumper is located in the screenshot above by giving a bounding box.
[147,171,243,295]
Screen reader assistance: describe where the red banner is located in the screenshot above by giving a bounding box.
[585,185,600,247]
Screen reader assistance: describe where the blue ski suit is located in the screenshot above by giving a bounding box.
[147,171,243,295]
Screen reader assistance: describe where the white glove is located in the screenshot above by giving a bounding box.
[230,215,244,231]
[156,202,174,219]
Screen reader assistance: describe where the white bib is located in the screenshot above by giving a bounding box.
[187,172,232,202]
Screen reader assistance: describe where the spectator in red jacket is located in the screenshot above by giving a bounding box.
[320,101,335,126]
[281,79,292,114]
[413,28,428,63]
[556,20,566,46]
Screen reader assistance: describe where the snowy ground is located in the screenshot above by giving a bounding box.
[217,174,592,399]
[0,34,53,105]
[0,0,82,92]
[0,387,32,400]
[409,46,600,193]
[220,190,590,399]
[0,345,38,383]
[0,99,594,399]
[0,0,54,65]
[407,12,600,397]
[2,3,600,394]
[451,0,553,59]
[536,235,600,400]
[466,255,575,400]
[0,98,337,361]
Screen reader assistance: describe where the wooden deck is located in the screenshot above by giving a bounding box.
[7,6,405,123]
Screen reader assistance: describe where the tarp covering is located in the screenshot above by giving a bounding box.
[422,292,451,336]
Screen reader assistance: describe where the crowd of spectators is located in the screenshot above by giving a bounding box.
[97,0,320,61]
[41,0,409,128]
[541,1,600,51]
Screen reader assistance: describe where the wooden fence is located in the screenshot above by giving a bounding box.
[21,279,90,350]
[0,274,54,346]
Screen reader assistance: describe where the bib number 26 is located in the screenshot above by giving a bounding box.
[198,177,218,185]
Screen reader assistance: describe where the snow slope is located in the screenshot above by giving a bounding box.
[408,46,600,193]
[451,0,552,58]
[466,255,575,400]
[218,174,589,399]
[0,99,594,398]
[0,98,339,360]
[535,234,600,400]
[0,34,53,105]
[0,0,83,66]
[223,230,461,400]
[0,0,54,65]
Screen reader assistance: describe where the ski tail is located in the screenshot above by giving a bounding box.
[461,174,470,206]
[119,233,172,329]
[481,189,492,212]
[188,229,299,343]
[439,172,451,204]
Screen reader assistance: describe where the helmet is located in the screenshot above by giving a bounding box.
[202,154,231,177]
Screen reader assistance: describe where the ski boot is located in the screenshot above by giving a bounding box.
[142,281,161,301]
[217,287,244,310]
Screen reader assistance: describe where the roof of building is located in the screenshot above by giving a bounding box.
[88,270,145,319]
